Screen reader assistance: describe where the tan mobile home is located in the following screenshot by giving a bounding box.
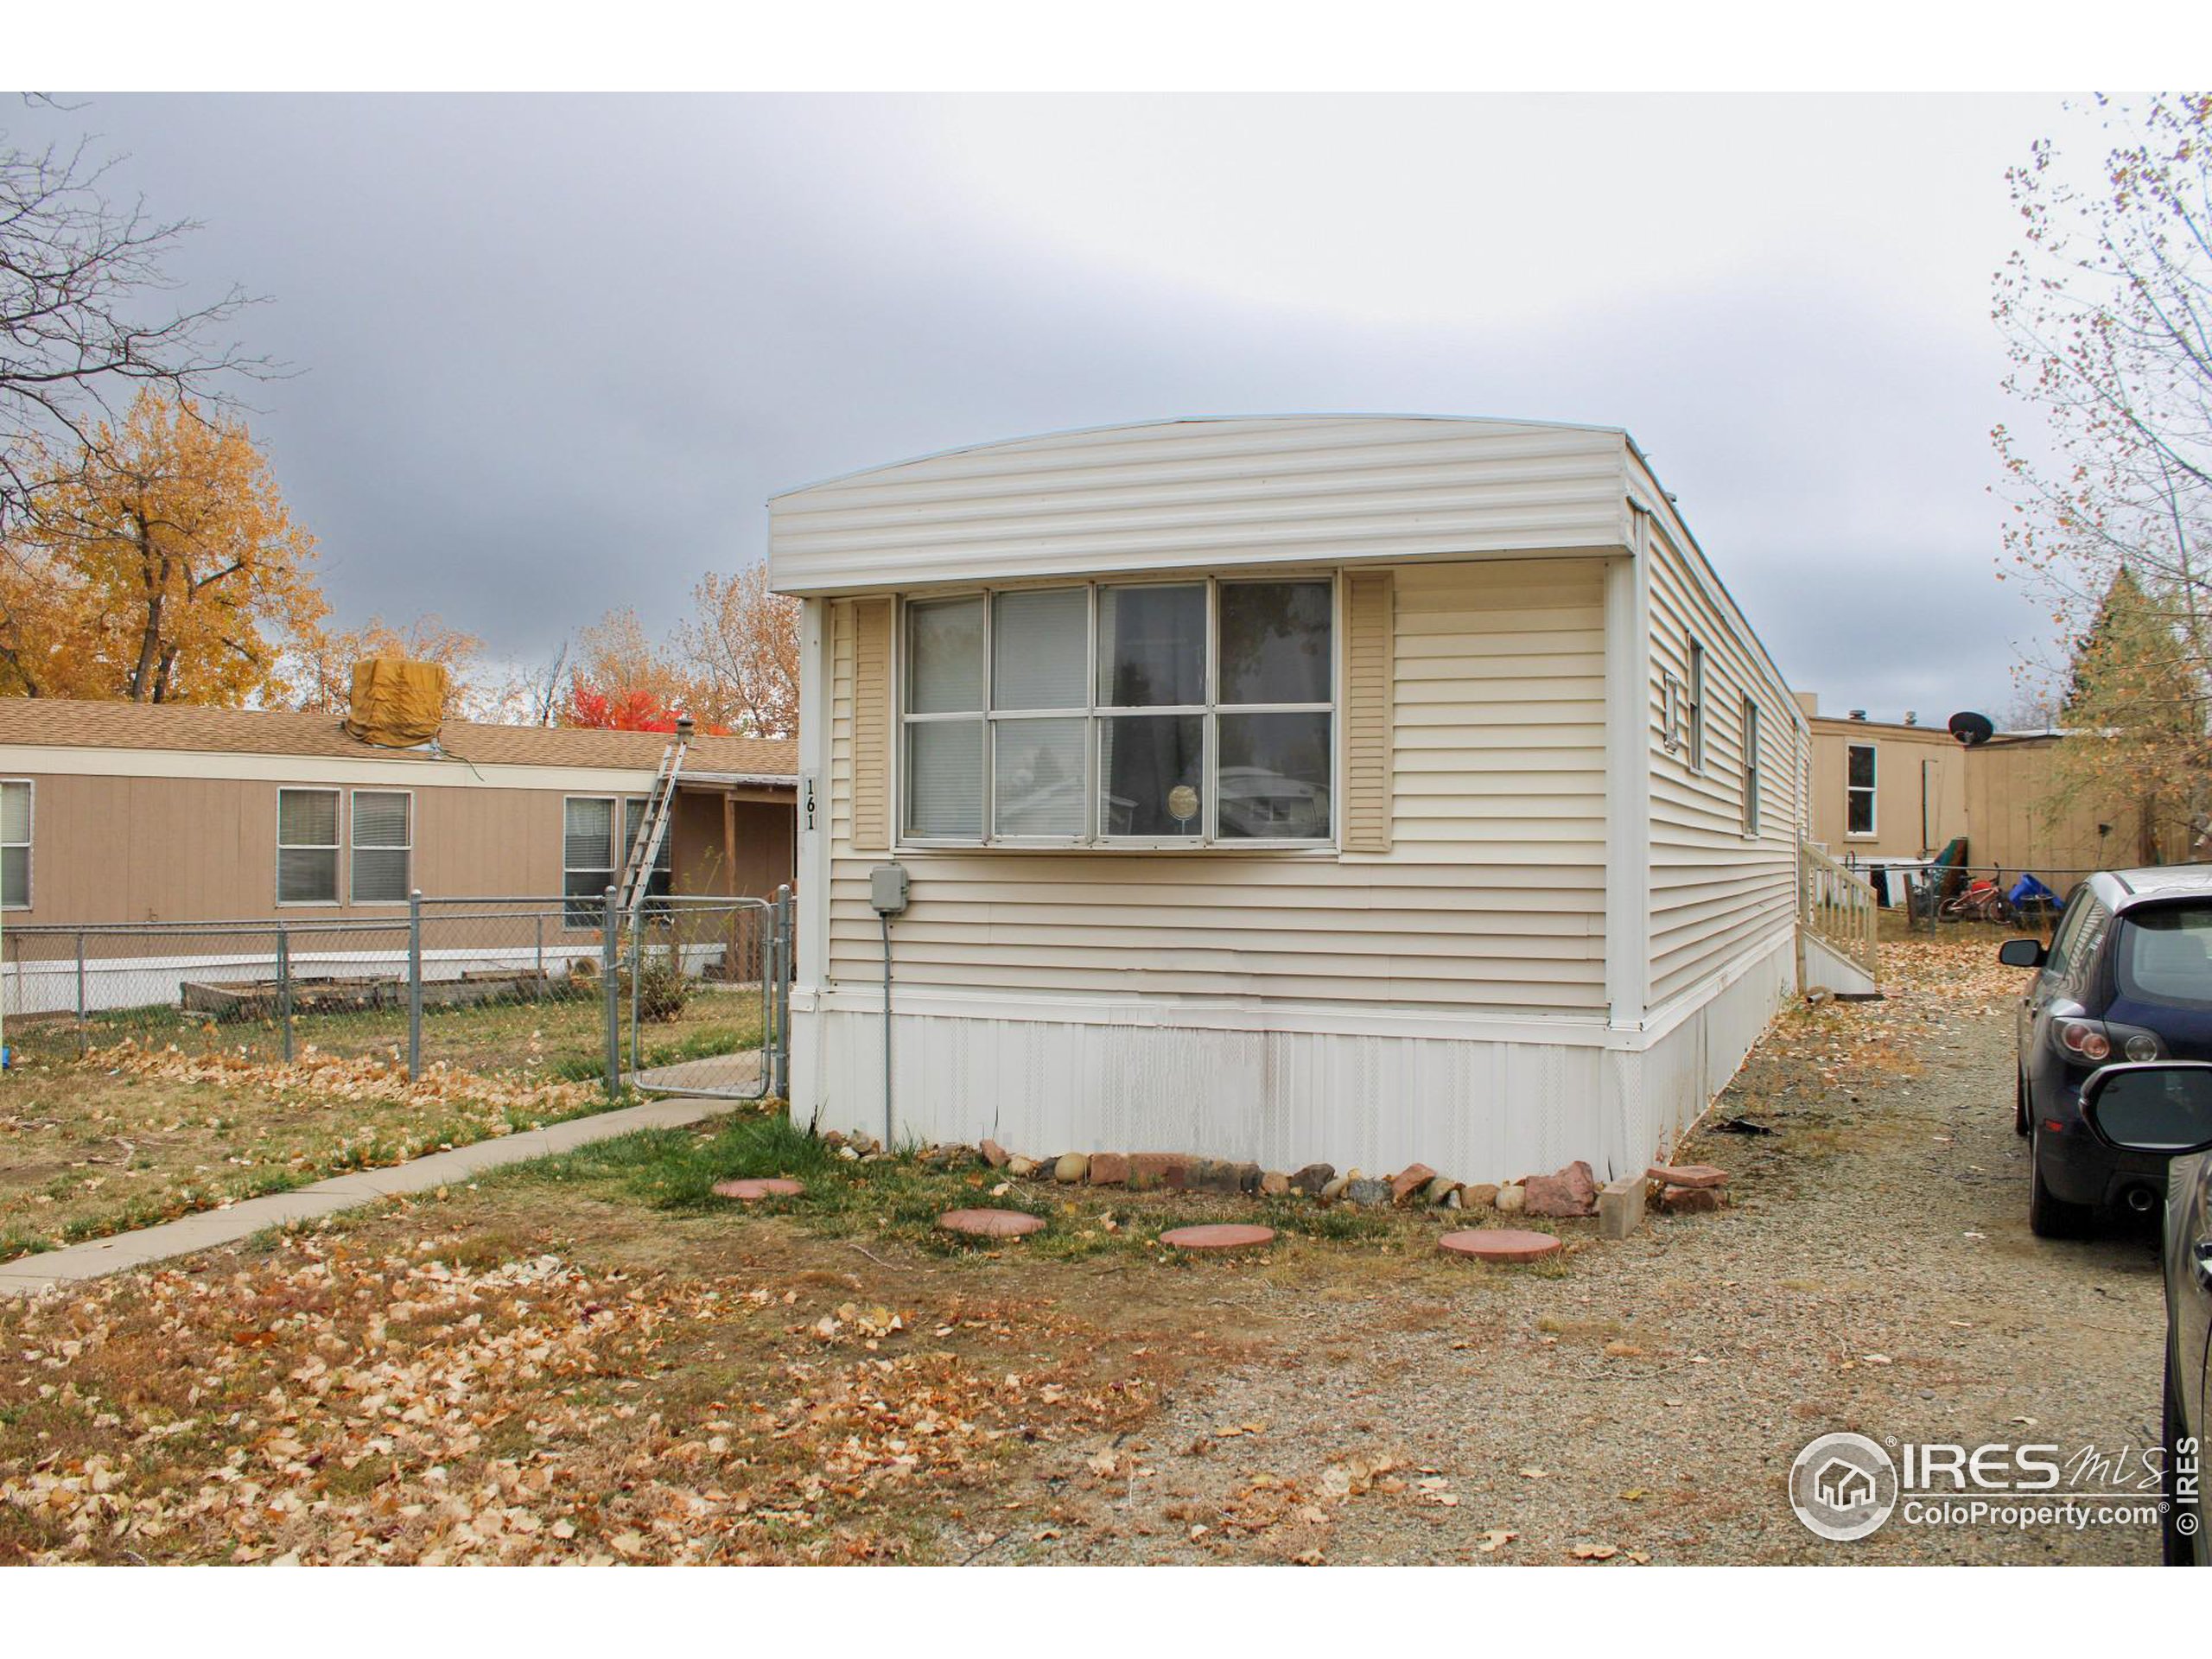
[1800,702,1967,861]
[769,416,1821,1182]
[0,699,797,1008]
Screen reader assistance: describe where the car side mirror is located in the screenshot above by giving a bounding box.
[2079,1062,2212,1156]
[1998,939,2047,969]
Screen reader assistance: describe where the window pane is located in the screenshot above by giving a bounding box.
[1847,745,1874,790]
[993,717,1086,836]
[0,845,26,907]
[0,781,29,844]
[563,868,610,929]
[907,596,986,714]
[1098,714,1204,836]
[278,847,338,904]
[905,719,983,838]
[352,846,410,903]
[1847,791,1874,836]
[353,791,409,848]
[1097,584,1205,707]
[278,788,338,847]
[993,588,1088,710]
[1220,581,1332,704]
[1218,712,1332,840]
[565,798,613,870]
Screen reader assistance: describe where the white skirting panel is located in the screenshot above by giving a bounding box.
[789,927,1797,1183]
[1632,926,1797,1166]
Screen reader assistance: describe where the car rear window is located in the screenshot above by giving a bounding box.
[2115,904,2212,1004]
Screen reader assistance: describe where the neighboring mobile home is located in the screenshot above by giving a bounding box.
[1798,696,2181,883]
[1799,699,1967,861]
[0,698,797,1008]
[769,416,1821,1183]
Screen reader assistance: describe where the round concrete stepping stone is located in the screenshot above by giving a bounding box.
[937,1208,1046,1238]
[1438,1228,1562,1264]
[1644,1164,1728,1189]
[1160,1224,1276,1252]
[713,1177,805,1201]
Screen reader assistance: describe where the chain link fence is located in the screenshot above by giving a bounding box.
[0,889,792,1100]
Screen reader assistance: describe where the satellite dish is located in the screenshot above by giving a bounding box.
[1948,711,1995,747]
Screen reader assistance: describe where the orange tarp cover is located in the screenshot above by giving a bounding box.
[343,658,448,748]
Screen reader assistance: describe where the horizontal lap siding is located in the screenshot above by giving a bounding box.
[775,418,1630,594]
[823,558,1610,1016]
[1644,514,1803,1007]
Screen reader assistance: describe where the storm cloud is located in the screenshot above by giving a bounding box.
[16,92,2069,723]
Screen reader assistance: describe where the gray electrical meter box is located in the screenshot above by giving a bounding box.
[868,863,910,916]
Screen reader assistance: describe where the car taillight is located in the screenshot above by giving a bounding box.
[2059,1021,2112,1062]
[2124,1033,2163,1062]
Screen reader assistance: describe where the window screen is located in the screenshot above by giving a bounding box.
[350,791,411,903]
[276,788,340,904]
[563,796,615,927]
[0,779,29,908]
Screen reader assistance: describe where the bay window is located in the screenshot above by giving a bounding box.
[900,576,1335,846]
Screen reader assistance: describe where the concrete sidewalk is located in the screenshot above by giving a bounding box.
[0,1095,734,1297]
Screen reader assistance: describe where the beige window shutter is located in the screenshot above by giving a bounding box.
[1342,569,1394,854]
[851,596,893,852]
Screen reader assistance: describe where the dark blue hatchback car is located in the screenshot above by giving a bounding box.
[2001,866,2212,1237]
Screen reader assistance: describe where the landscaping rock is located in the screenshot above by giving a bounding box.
[1442,1188,1462,1209]
[1007,1156,1039,1179]
[1319,1175,1351,1203]
[1128,1153,1190,1191]
[1392,1163,1440,1204]
[1054,1153,1090,1184]
[1495,1183,1527,1216]
[1089,1152,1129,1186]
[981,1139,1010,1168]
[1345,1177,1392,1207]
[1658,1183,1723,1214]
[1260,1170,1292,1198]
[1288,1162,1336,1197]
[1522,1160,1600,1218]
[1464,1182,1501,1210]
[1645,1163,1728,1190]
[1423,1175,1460,1206]
[823,1130,847,1149]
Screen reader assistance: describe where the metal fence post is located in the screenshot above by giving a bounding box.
[406,889,424,1080]
[74,929,86,1058]
[602,887,620,1096]
[773,884,793,1099]
[533,911,545,1003]
[276,924,293,1064]
[628,914,644,1084]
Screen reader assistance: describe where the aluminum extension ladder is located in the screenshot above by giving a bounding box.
[615,719,691,924]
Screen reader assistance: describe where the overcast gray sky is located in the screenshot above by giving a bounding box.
[20,92,2078,722]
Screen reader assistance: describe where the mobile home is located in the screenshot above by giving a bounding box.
[770,416,1821,1181]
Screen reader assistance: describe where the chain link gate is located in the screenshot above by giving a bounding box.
[620,884,792,1102]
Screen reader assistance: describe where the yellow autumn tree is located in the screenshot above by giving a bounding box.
[0,391,325,702]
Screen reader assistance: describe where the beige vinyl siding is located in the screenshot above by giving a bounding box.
[773,417,1634,594]
[1643,512,1802,1007]
[822,558,1610,1015]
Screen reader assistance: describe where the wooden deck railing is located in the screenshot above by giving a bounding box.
[1799,841,1878,981]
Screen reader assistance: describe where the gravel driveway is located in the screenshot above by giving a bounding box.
[1005,938,2171,1565]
